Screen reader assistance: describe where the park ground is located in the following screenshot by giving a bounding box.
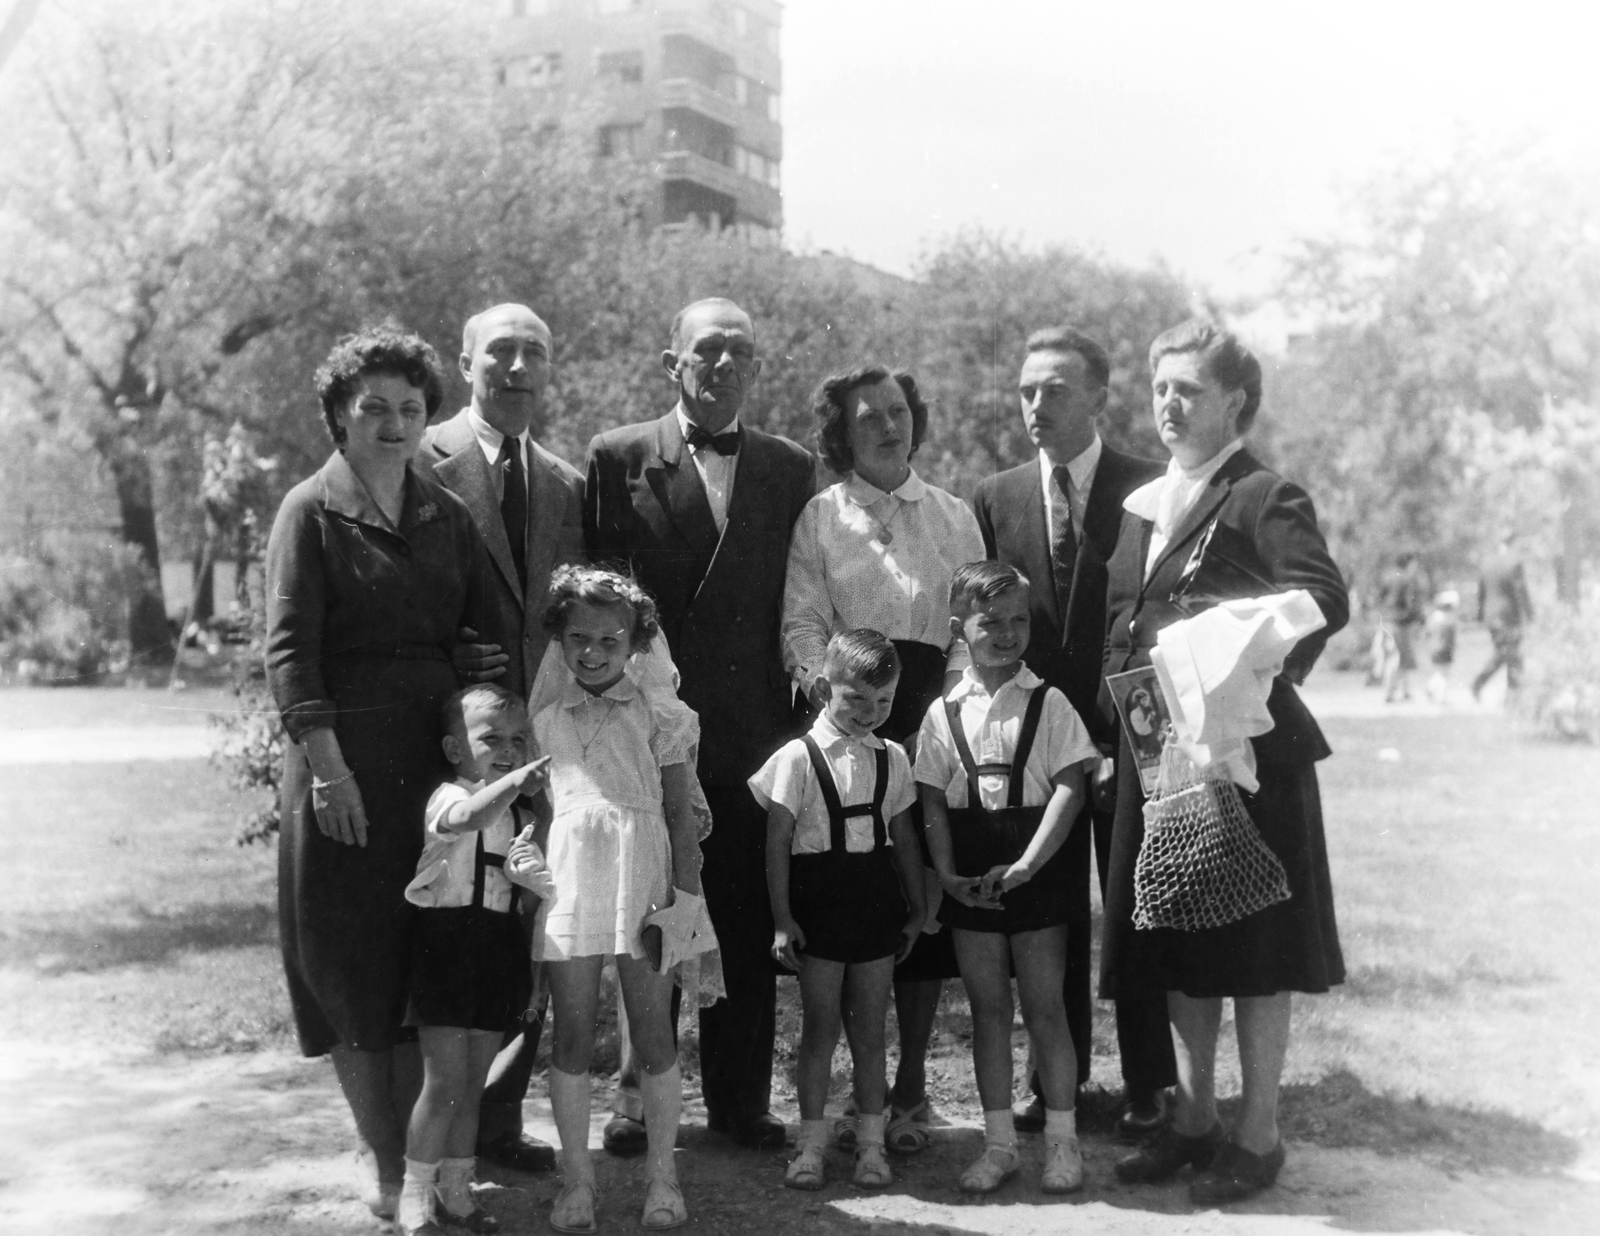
[2,628,1599,1235]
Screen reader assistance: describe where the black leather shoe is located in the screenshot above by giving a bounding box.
[601,1113,648,1156]
[1189,1136,1285,1204]
[1115,1091,1171,1143]
[475,1132,556,1174]
[1113,1121,1226,1184]
[708,1110,788,1150]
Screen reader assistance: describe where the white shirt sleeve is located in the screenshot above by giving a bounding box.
[912,699,959,798]
[780,498,835,690]
[748,739,814,818]
[424,782,473,837]
[1040,688,1100,781]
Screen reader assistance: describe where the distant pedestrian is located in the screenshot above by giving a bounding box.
[1472,534,1534,701]
[1425,590,1459,703]
[1377,552,1426,703]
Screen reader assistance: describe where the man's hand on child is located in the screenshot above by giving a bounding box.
[771,919,805,971]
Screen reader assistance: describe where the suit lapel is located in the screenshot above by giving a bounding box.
[524,442,569,605]
[697,429,771,602]
[433,415,522,606]
[645,414,721,561]
[1003,465,1059,628]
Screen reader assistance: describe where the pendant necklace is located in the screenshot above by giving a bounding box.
[575,695,620,759]
[865,495,902,546]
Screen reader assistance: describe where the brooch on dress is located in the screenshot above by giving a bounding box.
[415,502,440,524]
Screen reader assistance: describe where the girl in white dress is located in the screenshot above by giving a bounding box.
[520,565,712,1234]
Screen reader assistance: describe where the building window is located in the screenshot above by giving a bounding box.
[765,158,780,188]
[595,49,644,85]
[599,124,644,157]
[732,75,748,106]
[766,90,779,123]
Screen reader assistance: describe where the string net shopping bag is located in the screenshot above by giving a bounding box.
[1133,741,1290,932]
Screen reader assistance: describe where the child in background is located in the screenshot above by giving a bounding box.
[400,684,556,1236]
[1426,589,1460,703]
[526,565,710,1234]
[917,562,1099,1196]
[751,630,926,1191]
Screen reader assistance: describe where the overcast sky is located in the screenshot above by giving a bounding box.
[781,0,1600,299]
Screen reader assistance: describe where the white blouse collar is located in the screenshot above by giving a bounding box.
[950,663,1044,701]
[844,468,927,506]
[560,672,640,710]
[808,711,885,750]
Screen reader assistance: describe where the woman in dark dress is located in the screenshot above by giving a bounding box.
[266,324,487,1218]
[1099,321,1348,1203]
[781,366,986,1151]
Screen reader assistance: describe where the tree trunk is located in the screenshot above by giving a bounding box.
[101,434,174,666]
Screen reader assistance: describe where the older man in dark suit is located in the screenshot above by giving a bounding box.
[971,326,1175,1139]
[417,301,585,1173]
[586,297,815,1149]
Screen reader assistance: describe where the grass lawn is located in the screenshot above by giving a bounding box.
[1,682,1595,1181]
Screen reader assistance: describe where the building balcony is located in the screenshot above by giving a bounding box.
[657,10,735,55]
[656,150,782,228]
[658,77,740,128]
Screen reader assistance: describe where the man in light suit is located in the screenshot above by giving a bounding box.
[971,326,1175,1140]
[418,301,585,1173]
[586,297,815,1149]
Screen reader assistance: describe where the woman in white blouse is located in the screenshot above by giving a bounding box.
[781,364,985,1152]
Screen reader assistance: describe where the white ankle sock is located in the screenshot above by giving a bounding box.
[1044,1107,1077,1144]
[399,1158,438,1231]
[982,1108,1017,1149]
[639,1061,683,1180]
[798,1118,828,1149]
[549,1067,594,1183]
[856,1112,886,1149]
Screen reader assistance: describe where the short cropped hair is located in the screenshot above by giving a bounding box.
[441,682,528,739]
[949,560,1031,617]
[1148,319,1263,432]
[668,297,749,352]
[811,365,929,476]
[1024,326,1110,389]
[461,303,548,358]
[541,564,661,652]
[314,321,444,445]
[822,628,902,689]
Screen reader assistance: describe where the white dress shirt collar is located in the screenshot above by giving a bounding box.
[950,663,1045,702]
[675,405,742,448]
[1123,438,1244,525]
[466,405,529,467]
[808,711,886,751]
[844,468,928,506]
[1039,433,1102,495]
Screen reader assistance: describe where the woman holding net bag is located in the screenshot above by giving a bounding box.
[1098,320,1348,1204]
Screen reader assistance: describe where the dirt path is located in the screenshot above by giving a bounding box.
[2,1036,1595,1236]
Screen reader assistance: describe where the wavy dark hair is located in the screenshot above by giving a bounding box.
[948,559,1031,618]
[1148,319,1263,432]
[314,321,445,446]
[541,564,661,653]
[811,365,929,475]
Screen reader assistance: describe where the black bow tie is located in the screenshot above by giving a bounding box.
[685,424,741,456]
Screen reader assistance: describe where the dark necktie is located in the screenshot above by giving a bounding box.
[685,423,742,455]
[499,436,527,592]
[1048,466,1077,618]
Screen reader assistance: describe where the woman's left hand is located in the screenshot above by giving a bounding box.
[312,775,368,847]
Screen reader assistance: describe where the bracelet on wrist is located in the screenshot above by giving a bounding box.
[312,770,355,791]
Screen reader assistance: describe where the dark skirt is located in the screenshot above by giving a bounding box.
[404,905,529,1032]
[882,640,961,982]
[937,805,1072,935]
[790,848,907,964]
[1098,728,1345,1000]
[278,651,459,1055]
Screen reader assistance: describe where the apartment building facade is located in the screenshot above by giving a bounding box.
[496,0,783,241]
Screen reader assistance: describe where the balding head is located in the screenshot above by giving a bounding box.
[662,298,760,433]
[459,303,553,438]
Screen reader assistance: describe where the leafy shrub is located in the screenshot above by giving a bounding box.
[210,588,285,844]
[1515,592,1600,743]
[0,539,147,683]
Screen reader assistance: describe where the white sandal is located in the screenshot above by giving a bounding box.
[549,1180,597,1233]
[641,1176,687,1230]
[959,1143,1020,1194]
[784,1142,827,1190]
[853,1143,894,1189]
[1042,1136,1084,1194]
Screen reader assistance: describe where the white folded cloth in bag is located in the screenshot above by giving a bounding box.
[1149,590,1326,792]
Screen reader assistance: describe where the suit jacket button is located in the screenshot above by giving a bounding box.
[728,663,737,673]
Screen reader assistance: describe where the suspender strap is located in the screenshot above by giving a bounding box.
[801,736,889,852]
[1008,687,1048,809]
[471,804,521,911]
[945,686,1049,809]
